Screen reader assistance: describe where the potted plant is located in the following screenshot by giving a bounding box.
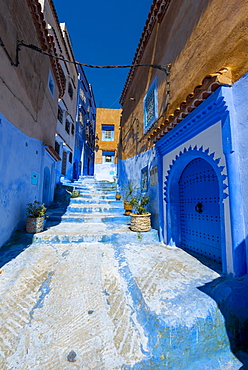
[129,194,151,232]
[123,181,136,215]
[26,201,46,234]
[70,190,81,198]
[115,192,121,201]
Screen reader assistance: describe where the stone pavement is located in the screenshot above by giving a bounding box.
[0,177,246,369]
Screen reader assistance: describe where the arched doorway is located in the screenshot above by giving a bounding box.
[178,157,221,263]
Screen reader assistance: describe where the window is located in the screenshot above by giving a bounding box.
[150,166,158,186]
[80,88,86,103]
[62,151,67,175]
[57,106,63,123]
[55,141,60,155]
[71,124,75,135]
[102,151,115,164]
[102,124,114,142]
[65,120,70,134]
[68,82,73,99]
[78,111,84,125]
[48,71,55,98]
[144,77,158,132]
[69,152,73,163]
[141,166,148,192]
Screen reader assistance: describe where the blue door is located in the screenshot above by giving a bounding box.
[179,158,221,263]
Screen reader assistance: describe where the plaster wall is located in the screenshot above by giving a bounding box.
[0,114,47,247]
[161,121,232,273]
[118,148,160,230]
[120,0,248,159]
[0,0,58,147]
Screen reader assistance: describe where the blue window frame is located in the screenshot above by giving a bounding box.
[143,77,158,132]
[102,124,114,142]
[48,71,55,98]
[102,150,115,164]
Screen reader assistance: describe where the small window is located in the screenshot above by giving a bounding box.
[71,124,75,135]
[79,111,84,124]
[68,82,73,99]
[141,166,148,192]
[57,106,63,123]
[55,141,60,155]
[150,166,158,186]
[48,71,55,98]
[69,152,73,163]
[102,124,114,142]
[102,150,115,164]
[144,77,158,132]
[65,120,70,134]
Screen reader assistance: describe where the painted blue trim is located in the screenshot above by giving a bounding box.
[156,88,228,156]
[144,76,158,133]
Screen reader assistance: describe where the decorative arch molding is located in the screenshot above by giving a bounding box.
[164,146,228,204]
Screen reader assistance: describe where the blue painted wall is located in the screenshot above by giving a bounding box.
[232,73,248,273]
[118,148,160,230]
[0,114,55,246]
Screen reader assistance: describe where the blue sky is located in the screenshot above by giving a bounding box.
[53,0,152,108]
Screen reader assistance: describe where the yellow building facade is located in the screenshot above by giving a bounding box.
[95,108,122,181]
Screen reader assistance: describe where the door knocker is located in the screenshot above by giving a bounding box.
[195,202,203,214]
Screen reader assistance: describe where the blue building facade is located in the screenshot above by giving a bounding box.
[119,0,248,277]
[155,74,248,277]
[73,65,96,179]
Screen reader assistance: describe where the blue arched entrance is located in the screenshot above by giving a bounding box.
[164,147,227,269]
[178,157,221,263]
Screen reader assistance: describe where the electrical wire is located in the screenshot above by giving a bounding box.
[17,40,171,75]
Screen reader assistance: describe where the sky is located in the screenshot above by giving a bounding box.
[53,0,153,109]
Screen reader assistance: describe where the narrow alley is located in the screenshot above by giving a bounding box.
[0,178,245,369]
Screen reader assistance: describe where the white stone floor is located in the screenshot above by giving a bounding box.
[0,239,242,369]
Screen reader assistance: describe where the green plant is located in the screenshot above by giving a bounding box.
[130,194,149,214]
[123,181,137,202]
[26,201,46,218]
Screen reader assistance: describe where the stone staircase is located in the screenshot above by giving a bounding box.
[38,177,159,245]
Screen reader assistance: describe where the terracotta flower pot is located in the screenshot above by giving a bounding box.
[116,193,121,200]
[130,213,151,232]
[124,201,133,215]
[26,217,45,234]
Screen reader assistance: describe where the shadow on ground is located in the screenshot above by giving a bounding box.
[0,184,71,269]
[199,275,248,369]
[181,247,223,275]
